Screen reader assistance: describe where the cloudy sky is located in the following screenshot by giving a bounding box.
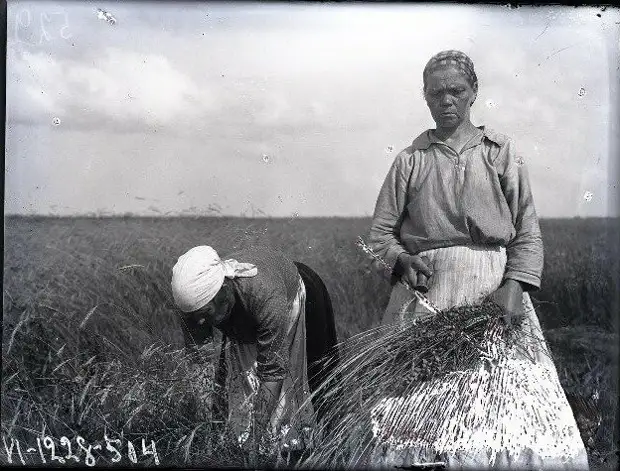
[5,2,619,217]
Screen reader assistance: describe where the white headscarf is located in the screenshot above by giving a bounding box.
[171,246,258,313]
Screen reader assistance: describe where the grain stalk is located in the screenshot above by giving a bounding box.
[356,237,496,360]
[356,237,441,315]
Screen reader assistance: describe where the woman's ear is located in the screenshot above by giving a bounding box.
[203,284,235,328]
[218,281,236,310]
[470,83,478,105]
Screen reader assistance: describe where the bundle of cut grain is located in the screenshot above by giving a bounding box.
[298,300,587,469]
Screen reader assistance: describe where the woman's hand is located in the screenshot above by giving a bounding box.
[397,253,433,289]
[245,380,283,464]
[487,279,524,327]
[254,380,283,436]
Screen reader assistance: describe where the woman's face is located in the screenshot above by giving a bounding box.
[187,283,235,329]
[184,284,235,342]
[424,66,477,131]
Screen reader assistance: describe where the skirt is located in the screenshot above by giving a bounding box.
[367,245,589,469]
[221,276,315,452]
[294,261,341,424]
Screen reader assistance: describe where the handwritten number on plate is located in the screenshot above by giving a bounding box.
[2,437,26,465]
[36,438,47,464]
[60,436,80,462]
[76,436,96,467]
[127,440,137,463]
[59,12,72,39]
[15,9,32,44]
[43,436,66,463]
[39,12,52,44]
[104,433,122,463]
[142,438,160,465]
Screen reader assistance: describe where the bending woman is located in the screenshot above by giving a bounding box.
[171,245,338,459]
[367,50,588,469]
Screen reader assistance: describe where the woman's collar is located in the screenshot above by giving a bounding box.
[411,125,489,151]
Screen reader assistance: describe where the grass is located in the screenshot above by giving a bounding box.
[2,216,619,468]
[302,301,578,469]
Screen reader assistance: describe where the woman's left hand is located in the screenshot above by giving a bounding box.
[253,380,283,439]
[487,279,524,326]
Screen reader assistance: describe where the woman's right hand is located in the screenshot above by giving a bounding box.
[397,253,433,289]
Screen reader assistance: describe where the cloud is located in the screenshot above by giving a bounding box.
[5,3,617,217]
[7,45,217,132]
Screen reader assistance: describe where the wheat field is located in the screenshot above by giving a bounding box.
[2,216,618,468]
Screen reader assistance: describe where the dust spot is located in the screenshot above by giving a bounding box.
[386,145,394,154]
[96,8,116,25]
[292,212,299,218]
[262,154,270,163]
[515,156,525,166]
[485,99,497,108]
[52,117,61,126]
[578,87,586,97]
[583,191,593,202]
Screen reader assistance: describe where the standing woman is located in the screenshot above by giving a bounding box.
[368,50,589,468]
[171,245,338,460]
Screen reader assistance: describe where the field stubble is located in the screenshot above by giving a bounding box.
[2,216,619,467]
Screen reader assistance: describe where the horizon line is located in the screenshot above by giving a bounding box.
[4,214,620,221]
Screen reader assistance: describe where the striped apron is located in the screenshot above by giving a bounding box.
[368,245,589,469]
[220,276,315,453]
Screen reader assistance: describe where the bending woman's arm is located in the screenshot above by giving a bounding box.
[252,292,290,436]
[179,312,215,362]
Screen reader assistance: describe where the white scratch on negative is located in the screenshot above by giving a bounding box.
[80,305,99,329]
[119,264,145,271]
[96,8,116,25]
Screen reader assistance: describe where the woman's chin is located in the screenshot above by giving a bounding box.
[436,117,460,129]
[210,314,229,327]
[211,306,235,327]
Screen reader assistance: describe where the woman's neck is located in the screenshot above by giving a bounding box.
[433,122,479,153]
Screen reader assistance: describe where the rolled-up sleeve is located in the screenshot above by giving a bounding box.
[496,140,544,290]
[253,293,289,382]
[368,152,414,274]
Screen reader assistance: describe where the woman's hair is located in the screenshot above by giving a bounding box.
[422,50,478,91]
